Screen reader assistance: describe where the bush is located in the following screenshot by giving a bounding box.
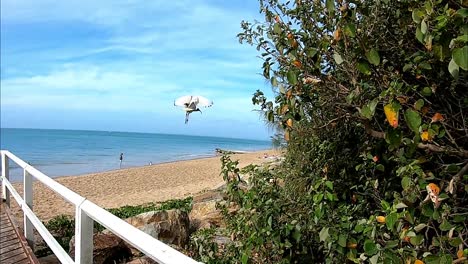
[192,0,467,263]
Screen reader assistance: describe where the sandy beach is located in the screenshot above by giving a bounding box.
[8,149,280,222]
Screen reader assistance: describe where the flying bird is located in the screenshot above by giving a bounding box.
[174,95,213,124]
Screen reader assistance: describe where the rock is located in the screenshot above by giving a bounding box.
[189,200,224,230]
[38,254,61,264]
[69,233,132,264]
[125,209,190,248]
[125,256,158,264]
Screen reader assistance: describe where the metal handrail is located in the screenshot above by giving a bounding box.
[1,150,202,264]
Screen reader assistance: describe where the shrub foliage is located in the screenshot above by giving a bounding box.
[193,0,467,263]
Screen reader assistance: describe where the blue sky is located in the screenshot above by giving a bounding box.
[0,0,274,140]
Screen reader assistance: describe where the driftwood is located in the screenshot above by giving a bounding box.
[215,148,248,155]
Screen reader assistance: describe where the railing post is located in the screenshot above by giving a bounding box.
[24,168,35,248]
[75,204,94,264]
[1,152,10,207]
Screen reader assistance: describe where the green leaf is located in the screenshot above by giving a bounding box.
[385,129,402,148]
[448,58,459,78]
[326,0,334,13]
[414,223,427,232]
[419,62,432,70]
[410,235,424,246]
[364,240,378,255]
[421,20,428,34]
[241,253,249,264]
[414,99,424,111]
[401,177,411,189]
[307,48,318,58]
[433,45,444,61]
[369,254,379,264]
[405,109,421,132]
[453,46,468,71]
[271,77,278,87]
[292,228,301,242]
[325,181,333,190]
[344,23,356,37]
[376,164,385,172]
[333,52,344,65]
[357,61,371,75]
[360,105,372,120]
[455,8,468,18]
[449,237,462,247]
[338,234,347,247]
[416,27,424,43]
[422,86,433,96]
[439,220,453,231]
[412,9,422,23]
[386,212,397,231]
[287,70,298,85]
[273,23,281,34]
[366,49,380,66]
[395,202,407,209]
[319,227,329,242]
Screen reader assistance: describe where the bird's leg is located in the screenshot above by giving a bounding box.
[185,112,190,124]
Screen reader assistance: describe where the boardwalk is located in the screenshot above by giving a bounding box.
[0,202,38,264]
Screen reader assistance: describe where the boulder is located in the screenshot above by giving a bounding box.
[124,209,190,248]
[69,233,132,264]
[189,200,224,230]
[37,254,61,264]
[125,256,157,264]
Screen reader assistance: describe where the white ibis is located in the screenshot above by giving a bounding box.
[174,95,213,124]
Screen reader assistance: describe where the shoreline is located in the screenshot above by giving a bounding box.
[9,149,281,221]
[6,148,273,183]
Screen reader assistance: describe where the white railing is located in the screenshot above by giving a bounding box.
[0,150,202,264]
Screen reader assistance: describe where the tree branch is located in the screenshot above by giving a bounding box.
[363,120,385,139]
[363,121,468,158]
[417,143,468,158]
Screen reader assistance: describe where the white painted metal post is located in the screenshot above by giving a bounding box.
[24,169,35,248]
[75,205,94,264]
[1,153,10,206]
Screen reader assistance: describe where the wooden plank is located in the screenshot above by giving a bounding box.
[1,252,29,264]
[0,237,20,248]
[0,242,22,254]
[1,246,26,259]
[0,202,38,264]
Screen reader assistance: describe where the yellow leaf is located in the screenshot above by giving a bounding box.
[333,28,341,41]
[284,130,290,141]
[376,216,386,223]
[431,113,444,123]
[384,104,399,128]
[426,183,440,195]
[293,60,302,68]
[396,96,408,104]
[421,131,432,141]
[287,118,293,128]
[457,249,464,259]
[414,260,424,264]
[347,243,357,249]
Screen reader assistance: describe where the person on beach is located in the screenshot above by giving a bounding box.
[119,153,123,169]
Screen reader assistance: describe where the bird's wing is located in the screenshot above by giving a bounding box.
[193,96,213,107]
[174,95,193,107]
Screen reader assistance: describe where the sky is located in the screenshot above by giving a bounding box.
[0,0,275,140]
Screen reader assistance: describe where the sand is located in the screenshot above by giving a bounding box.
[7,149,280,222]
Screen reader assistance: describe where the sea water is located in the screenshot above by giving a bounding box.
[0,128,271,182]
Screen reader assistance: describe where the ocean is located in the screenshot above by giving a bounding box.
[0,128,271,182]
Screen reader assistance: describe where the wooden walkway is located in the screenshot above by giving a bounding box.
[0,202,39,264]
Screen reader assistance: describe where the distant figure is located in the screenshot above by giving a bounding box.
[119,153,123,169]
[149,161,153,165]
